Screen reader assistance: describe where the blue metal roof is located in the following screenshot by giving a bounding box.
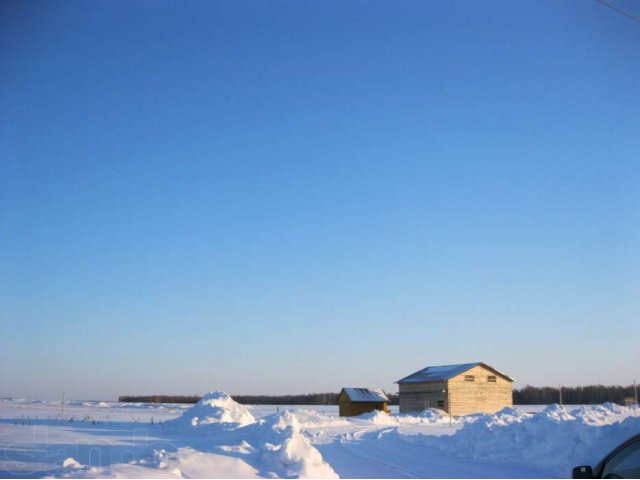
[396,362,514,384]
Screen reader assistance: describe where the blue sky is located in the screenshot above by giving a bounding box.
[1,0,639,400]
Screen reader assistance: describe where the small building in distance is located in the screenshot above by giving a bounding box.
[338,388,389,417]
[396,362,514,416]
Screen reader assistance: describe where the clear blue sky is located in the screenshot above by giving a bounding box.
[1,0,639,400]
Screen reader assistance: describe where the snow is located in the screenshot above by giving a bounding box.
[397,362,515,383]
[397,363,482,383]
[166,391,255,430]
[1,396,639,478]
[341,388,388,403]
[429,403,640,477]
[244,411,338,478]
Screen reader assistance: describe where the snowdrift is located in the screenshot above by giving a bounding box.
[166,391,255,430]
[244,411,338,478]
[8,397,639,479]
[286,408,350,428]
[424,404,640,477]
[354,408,457,425]
[65,392,336,478]
[56,410,337,479]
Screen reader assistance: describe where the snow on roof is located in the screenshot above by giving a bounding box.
[396,362,514,384]
[341,388,389,403]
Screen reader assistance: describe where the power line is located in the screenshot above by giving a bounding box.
[596,0,640,22]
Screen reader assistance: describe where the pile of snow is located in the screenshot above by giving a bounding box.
[167,391,255,430]
[427,404,640,477]
[353,410,395,424]
[398,408,459,425]
[249,411,338,478]
[289,408,350,428]
[566,402,635,426]
[542,403,577,422]
[353,408,457,426]
[415,408,448,419]
[56,454,193,479]
[464,406,531,428]
[152,448,260,478]
[159,396,336,477]
[62,458,83,470]
[10,398,640,479]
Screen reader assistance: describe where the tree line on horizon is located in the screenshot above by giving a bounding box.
[118,384,637,406]
[117,393,351,405]
[513,384,637,405]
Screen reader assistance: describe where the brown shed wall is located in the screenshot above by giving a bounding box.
[339,401,389,417]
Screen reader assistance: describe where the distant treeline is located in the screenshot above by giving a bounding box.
[118,393,400,405]
[235,393,341,405]
[119,395,201,403]
[513,384,637,405]
[233,393,402,405]
[119,385,637,406]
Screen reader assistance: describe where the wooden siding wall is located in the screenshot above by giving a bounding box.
[447,364,512,416]
[398,365,513,415]
[339,401,388,417]
[398,381,447,413]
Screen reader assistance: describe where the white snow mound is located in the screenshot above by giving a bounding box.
[250,411,338,479]
[168,391,255,430]
[62,458,82,469]
[354,408,455,425]
[353,410,393,423]
[429,404,640,477]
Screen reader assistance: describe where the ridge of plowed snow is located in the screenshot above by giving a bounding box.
[354,408,458,425]
[422,404,640,477]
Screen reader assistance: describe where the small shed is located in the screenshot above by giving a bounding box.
[338,388,389,417]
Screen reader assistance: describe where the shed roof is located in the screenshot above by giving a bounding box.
[340,388,388,403]
[396,362,515,384]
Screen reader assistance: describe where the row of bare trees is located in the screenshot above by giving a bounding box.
[119,384,637,406]
[513,384,637,405]
[118,395,201,403]
[118,392,399,405]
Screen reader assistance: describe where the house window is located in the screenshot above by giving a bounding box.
[465,375,475,382]
[487,375,497,383]
[437,400,445,408]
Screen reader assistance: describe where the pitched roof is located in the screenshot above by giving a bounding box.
[340,387,388,403]
[396,362,515,384]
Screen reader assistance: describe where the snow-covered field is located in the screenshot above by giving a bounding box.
[1,393,639,478]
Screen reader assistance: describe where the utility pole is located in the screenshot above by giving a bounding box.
[559,384,563,407]
[61,392,65,417]
[447,388,452,427]
[634,379,638,406]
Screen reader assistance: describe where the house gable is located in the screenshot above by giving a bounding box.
[448,364,513,387]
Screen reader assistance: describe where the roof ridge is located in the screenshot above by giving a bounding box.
[395,362,513,384]
[340,387,389,403]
